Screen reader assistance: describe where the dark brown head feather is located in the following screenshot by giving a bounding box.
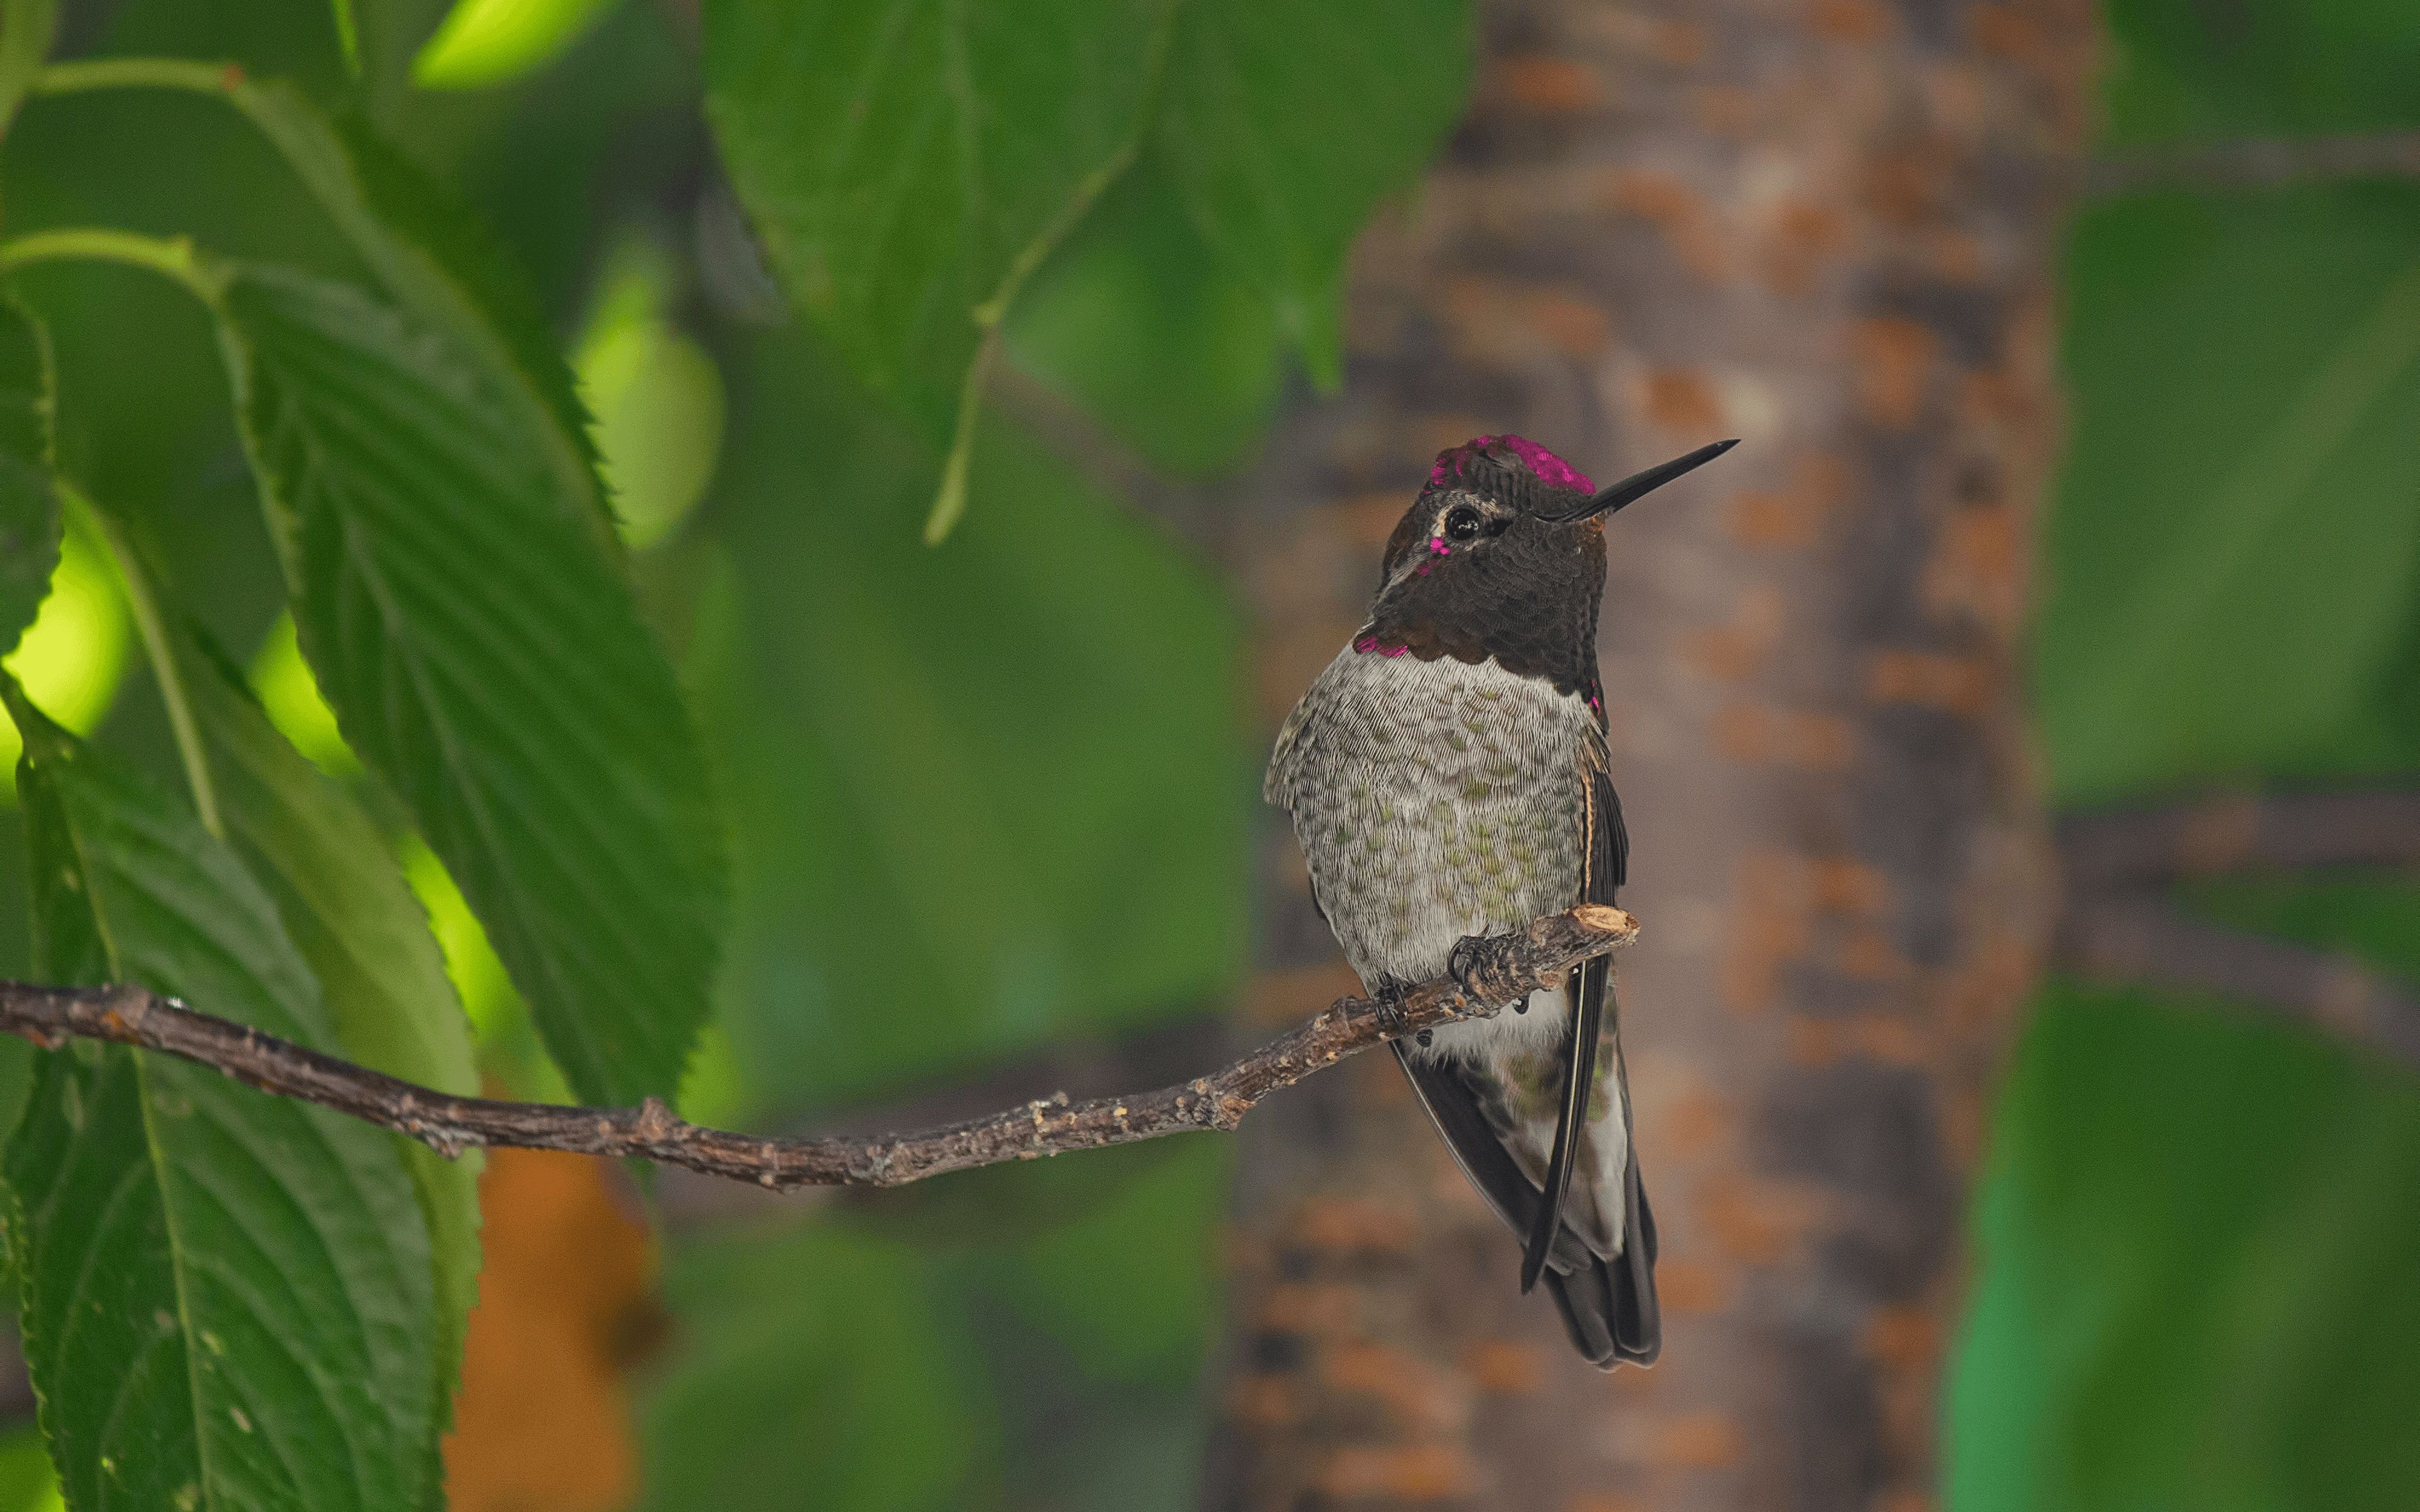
[1364,437,1607,699]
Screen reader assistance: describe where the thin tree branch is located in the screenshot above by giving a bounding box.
[2087,134,2420,198]
[2054,892,2420,1070]
[654,1010,1234,1224]
[2050,786,2420,1068]
[0,905,1637,1191]
[2058,788,2420,893]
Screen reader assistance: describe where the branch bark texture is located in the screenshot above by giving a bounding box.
[0,907,1635,1190]
[2057,789,2420,892]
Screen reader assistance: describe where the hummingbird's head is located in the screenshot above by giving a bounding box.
[1362,435,1737,697]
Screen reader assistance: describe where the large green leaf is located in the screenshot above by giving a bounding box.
[1002,165,1284,479]
[0,298,59,660]
[2102,0,2420,144]
[702,0,1178,435]
[0,0,56,145]
[412,0,624,90]
[1153,0,1470,379]
[572,241,726,549]
[0,455,53,666]
[2033,184,2420,803]
[2183,868,2420,984]
[697,333,1248,1110]
[0,297,56,1136]
[985,1140,1229,1386]
[22,60,613,546]
[217,264,723,1108]
[0,1423,60,1512]
[1,685,438,1512]
[218,71,616,547]
[1948,985,2420,1512]
[146,602,483,1468]
[638,1220,990,1512]
[640,1143,1229,1512]
[0,1030,27,1159]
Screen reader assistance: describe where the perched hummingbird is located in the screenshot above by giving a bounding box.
[1265,433,1735,1368]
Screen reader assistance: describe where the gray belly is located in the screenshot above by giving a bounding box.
[1267,647,1594,1044]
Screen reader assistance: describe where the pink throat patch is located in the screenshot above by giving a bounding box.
[1428,434,1594,494]
[1353,634,1409,657]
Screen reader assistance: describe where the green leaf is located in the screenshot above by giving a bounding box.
[2182,869,2420,985]
[223,77,617,547]
[571,242,726,549]
[0,0,56,146]
[1154,0,1471,365]
[53,63,618,549]
[0,306,123,804]
[1003,165,1284,479]
[413,0,624,90]
[990,1141,1229,1382]
[2035,184,2420,802]
[641,1145,1229,1512]
[1,683,438,1512]
[698,334,1248,1109]
[0,1423,62,1512]
[247,612,357,777]
[2103,0,2420,143]
[638,1220,989,1512]
[217,263,724,1109]
[149,603,483,1473]
[330,0,358,75]
[702,0,1179,435]
[0,297,59,660]
[1948,985,2420,1512]
[0,520,132,797]
[0,1034,28,1156]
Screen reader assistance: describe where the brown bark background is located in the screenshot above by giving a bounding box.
[1211,2,2095,1507]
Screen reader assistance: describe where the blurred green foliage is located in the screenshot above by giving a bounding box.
[696,339,1251,1110]
[0,0,1470,1505]
[413,0,620,91]
[1952,985,2420,1512]
[2102,0,2420,142]
[2036,183,2420,803]
[1974,2,2420,1506]
[0,1422,62,1512]
[0,2,2409,1511]
[1006,169,1286,480]
[641,1141,1229,1512]
[702,0,1469,536]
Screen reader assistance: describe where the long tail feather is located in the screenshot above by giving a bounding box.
[1520,951,1606,1292]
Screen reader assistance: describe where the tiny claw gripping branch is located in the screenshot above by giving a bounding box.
[1447,933,1503,1007]
[1372,980,1413,1035]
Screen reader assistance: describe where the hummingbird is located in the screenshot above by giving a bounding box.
[1265,433,1735,1368]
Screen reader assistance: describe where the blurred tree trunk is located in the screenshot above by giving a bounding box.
[1208,2,2093,1508]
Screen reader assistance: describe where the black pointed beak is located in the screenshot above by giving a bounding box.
[1545,438,1739,523]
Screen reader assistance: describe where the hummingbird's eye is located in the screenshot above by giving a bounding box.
[1443,505,1484,543]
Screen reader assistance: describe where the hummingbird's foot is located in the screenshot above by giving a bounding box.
[1372,980,1413,1037]
[1447,935,1494,1006]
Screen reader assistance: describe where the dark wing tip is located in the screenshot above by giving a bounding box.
[1545,1268,1616,1366]
[1546,1248,1661,1370]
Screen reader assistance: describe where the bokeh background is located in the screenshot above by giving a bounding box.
[1,1,2415,1510]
